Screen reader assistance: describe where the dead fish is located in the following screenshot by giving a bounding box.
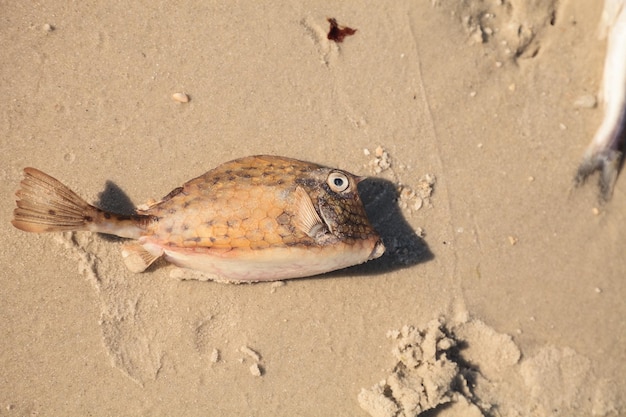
[575,0,626,200]
[12,155,385,282]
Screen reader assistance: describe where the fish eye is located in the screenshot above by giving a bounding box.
[327,172,350,193]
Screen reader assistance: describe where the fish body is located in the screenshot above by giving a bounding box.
[576,0,626,199]
[12,156,385,282]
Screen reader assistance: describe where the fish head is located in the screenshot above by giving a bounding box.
[294,166,385,261]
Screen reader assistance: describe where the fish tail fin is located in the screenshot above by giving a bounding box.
[12,167,104,233]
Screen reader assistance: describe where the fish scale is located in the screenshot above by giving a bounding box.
[12,155,385,282]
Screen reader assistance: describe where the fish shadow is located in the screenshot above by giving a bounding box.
[97,181,137,215]
[325,177,433,278]
[95,181,137,242]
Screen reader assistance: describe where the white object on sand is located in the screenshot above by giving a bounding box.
[576,0,626,200]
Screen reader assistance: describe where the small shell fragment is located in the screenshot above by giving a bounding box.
[573,94,597,109]
[270,281,285,293]
[172,92,189,103]
[249,363,263,377]
[240,345,261,362]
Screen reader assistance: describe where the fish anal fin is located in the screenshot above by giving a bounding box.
[121,242,161,273]
[293,186,328,240]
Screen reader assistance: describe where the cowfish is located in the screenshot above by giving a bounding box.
[12,155,385,282]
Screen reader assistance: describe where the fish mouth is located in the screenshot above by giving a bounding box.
[369,240,386,260]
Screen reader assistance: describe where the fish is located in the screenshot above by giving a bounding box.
[11,155,385,282]
[575,0,626,200]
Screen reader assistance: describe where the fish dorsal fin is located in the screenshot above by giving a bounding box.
[293,186,328,239]
[121,242,161,273]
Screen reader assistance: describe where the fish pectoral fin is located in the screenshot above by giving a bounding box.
[121,242,160,273]
[293,186,329,240]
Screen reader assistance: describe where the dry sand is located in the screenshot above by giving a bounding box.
[1,1,625,416]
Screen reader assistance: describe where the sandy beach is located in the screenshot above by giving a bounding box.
[1,1,624,416]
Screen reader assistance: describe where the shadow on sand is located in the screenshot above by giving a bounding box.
[323,176,432,278]
[95,181,137,242]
